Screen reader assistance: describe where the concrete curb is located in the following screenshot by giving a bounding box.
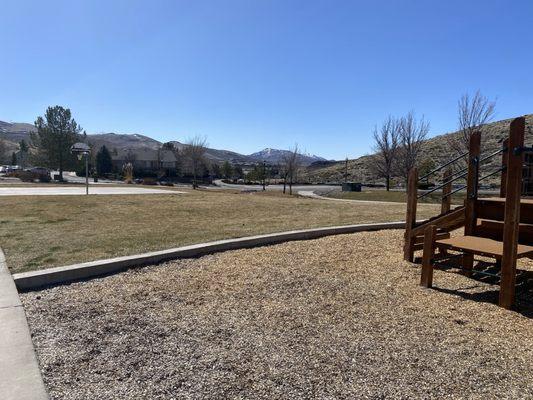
[0,249,49,400]
[14,221,408,291]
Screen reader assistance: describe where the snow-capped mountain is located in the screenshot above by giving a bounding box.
[0,120,329,166]
[248,148,327,166]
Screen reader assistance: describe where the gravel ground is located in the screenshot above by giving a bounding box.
[21,230,533,399]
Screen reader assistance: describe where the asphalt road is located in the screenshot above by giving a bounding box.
[213,180,339,193]
[51,171,122,185]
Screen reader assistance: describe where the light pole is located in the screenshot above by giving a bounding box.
[71,142,91,195]
[262,161,266,191]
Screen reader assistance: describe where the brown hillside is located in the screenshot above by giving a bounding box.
[304,115,533,185]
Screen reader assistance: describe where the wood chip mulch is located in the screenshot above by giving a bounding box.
[21,230,533,399]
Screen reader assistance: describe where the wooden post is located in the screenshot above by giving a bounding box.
[404,167,418,262]
[420,225,437,287]
[441,168,452,215]
[499,117,525,309]
[496,140,506,273]
[462,131,481,275]
[500,138,509,198]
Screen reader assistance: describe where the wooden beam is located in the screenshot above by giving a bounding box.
[499,117,525,309]
[410,206,465,237]
[414,231,450,245]
[463,131,481,274]
[464,131,481,235]
[500,138,509,198]
[404,167,418,262]
[476,198,533,224]
[441,168,452,215]
[474,219,533,243]
[420,225,437,288]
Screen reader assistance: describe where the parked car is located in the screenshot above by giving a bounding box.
[0,165,8,174]
[28,167,52,182]
[3,165,22,176]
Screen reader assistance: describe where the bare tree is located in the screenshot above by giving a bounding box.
[370,116,400,191]
[124,149,137,165]
[0,138,7,164]
[278,161,289,194]
[183,136,207,189]
[397,111,430,182]
[447,90,496,154]
[282,145,302,195]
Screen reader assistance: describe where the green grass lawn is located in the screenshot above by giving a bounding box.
[0,188,440,273]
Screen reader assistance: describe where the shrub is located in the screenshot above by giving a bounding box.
[141,177,158,185]
[14,170,35,182]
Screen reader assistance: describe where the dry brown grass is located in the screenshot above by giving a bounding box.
[21,230,533,399]
[0,189,438,273]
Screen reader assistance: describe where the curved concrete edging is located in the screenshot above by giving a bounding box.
[13,221,412,291]
[0,249,49,400]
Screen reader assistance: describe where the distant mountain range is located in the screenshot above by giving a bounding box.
[6,115,529,183]
[0,121,327,166]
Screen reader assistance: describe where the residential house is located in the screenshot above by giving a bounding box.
[111,148,179,173]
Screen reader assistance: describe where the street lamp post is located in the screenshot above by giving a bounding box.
[262,161,266,191]
[71,142,91,195]
[85,153,89,195]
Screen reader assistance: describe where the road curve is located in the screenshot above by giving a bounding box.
[213,179,339,193]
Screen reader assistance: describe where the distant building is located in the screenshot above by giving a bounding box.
[111,148,179,173]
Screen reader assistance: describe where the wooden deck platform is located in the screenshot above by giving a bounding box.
[436,235,533,259]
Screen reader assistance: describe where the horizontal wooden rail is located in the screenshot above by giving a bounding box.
[410,206,465,237]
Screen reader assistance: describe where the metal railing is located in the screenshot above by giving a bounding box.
[418,151,468,182]
[417,146,506,201]
[417,170,468,199]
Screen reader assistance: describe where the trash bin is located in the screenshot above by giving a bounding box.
[342,182,362,192]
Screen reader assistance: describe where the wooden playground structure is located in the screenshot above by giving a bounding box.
[404,116,532,309]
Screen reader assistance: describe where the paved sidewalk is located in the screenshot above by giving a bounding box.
[0,186,185,196]
[0,249,49,400]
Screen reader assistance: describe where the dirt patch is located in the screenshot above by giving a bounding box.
[21,230,533,399]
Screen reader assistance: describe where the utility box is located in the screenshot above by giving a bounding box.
[342,182,362,192]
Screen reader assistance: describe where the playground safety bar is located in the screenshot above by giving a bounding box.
[478,147,505,164]
[418,148,505,201]
[417,170,468,199]
[442,184,467,198]
[445,163,469,181]
[420,147,504,185]
[477,167,506,184]
[419,150,468,182]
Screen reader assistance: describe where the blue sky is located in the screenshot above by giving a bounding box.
[1,0,532,159]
